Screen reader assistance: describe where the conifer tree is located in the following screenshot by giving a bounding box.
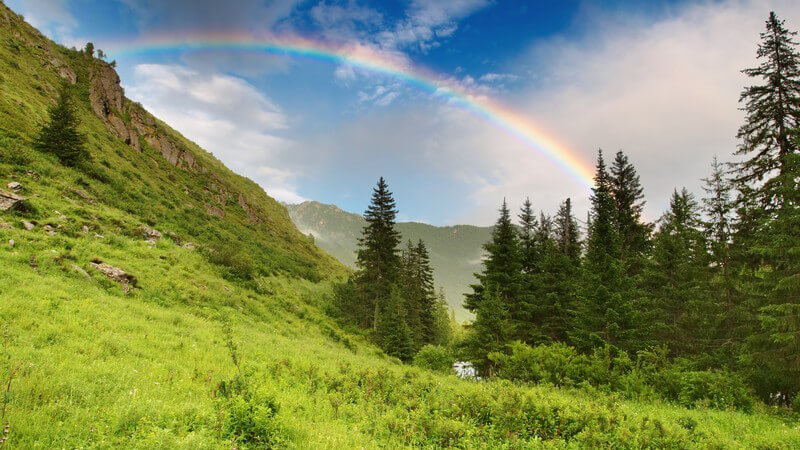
[644,188,711,355]
[736,12,800,195]
[354,178,403,330]
[463,287,511,376]
[573,150,639,351]
[376,287,414,362]
[518,198,539,275]
[34,83,88,166]
[414,240,437,344]
[400,240,424,349]
[464,199,522,313]
[555,198,581,263]
[610,150,651,269]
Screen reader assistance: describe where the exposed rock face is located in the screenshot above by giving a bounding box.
[90,261,137,293]
[85,62,267,222]
[0,189,25,211]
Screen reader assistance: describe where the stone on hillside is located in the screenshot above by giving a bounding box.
[8,239,14,248]
[141,225,162,243]
[182,242,196,250]
[0,189,25,211]
[22,221,34,231]
[90,260,137,293]
[6,182,21,191]
[70,264,90,279]
[44,224,55,236]
[81,225,89,234]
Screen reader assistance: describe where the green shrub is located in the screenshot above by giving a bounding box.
[413,345,453,374]
[491,342,756,411]
[223,386,286,448]
[207,244,256,280]
[793,392,800,414]
[674,371,754,411]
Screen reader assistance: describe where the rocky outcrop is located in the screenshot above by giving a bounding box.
[140,225,162,244]
[89,62,199,168]
[90,260,137,293]
[0,189,25,211]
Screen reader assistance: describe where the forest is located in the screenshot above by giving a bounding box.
[333,11,800,411]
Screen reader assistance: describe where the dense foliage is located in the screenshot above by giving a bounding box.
[457,11,800,409]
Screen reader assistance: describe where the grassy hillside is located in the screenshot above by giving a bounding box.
[286,201,492,319]
[0,3,798,448]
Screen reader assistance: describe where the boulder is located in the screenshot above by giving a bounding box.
[90,260,137,293]
[0,189,25,211]
[141,225,162,244]
[6,182,21,191]
[22,221,34,231]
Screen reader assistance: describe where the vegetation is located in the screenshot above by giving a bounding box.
[450,10,800,414]
[33,83,88,166]
[0,2,798,448]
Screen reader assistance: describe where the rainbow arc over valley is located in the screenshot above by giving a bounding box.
[106,33,596,187]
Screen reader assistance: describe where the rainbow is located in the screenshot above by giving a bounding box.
[105,34,595,187]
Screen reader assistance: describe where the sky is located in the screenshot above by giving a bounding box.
[8,0,800,225]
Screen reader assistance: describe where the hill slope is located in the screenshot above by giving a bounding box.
[287,201,492,319]
[0,4,798,448]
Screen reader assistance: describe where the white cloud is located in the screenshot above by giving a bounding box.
[126,64,306,204]
[300,0,800,226]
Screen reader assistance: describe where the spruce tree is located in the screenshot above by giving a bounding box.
[736,12,800,194]
[414,240,437,345]
[463,287,511,376]
[555,198,581,263]
[573,150,639,351]
[400,240,424,349]
[610,150,651,270]
[354,178,403,331]
[34,83,88,167]
[376,287,414,362]
[644,188,711,355]
[518,198,539,275]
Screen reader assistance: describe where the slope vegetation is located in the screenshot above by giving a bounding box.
[0,4,798,448]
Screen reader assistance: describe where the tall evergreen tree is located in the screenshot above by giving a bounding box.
[354,177,403,331]
[610,150,651,269]
[736,12,800,194]
[573,150,639,351]
[644,188,711,355]
[34,83,88,167]
[464,199,523,313]
[464,200,522,364]
[555,198,581,263]
[400,240,424,349]
[376,287,414,362]
[518,198,539,275]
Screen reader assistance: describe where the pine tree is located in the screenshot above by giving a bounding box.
[744,143,800,399]
[34,83,88,167]
[573,150,639,351]
[376,287,414,362]
[464,199,522,312]
[414,240,437,345]
[354,177,403,331]
[518,198,539,275]
[701,157,744,362]
[430,288,453,346]
[610,150,651,270]
[400,240,424,349]
[555,198,581,263]
[464,200,522,364]
[463,287,511,376]
[736,12,800,195]
[644,188,711,355]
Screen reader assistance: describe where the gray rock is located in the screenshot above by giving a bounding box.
[182,242,196,250]
[82,225,89,233]
[6,182,21,191]
[90,261,137,293]
[22,221,34,231]
[0,189,25,211]
[141,225,162,243]
[8,239,14,248]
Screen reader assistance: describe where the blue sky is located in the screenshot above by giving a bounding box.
[8,0,800,225]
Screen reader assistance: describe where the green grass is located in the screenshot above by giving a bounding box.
[0,2,799,448]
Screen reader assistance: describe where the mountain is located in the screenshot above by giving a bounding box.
[0,4,797,447]
[286,201,492,319]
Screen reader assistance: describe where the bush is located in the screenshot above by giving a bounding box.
[793,392,800,414]
[413,345,453,374]
[223,385,286,448]
[490,342,757,411]
[207,244,256,280]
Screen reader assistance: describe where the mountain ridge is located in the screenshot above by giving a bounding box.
[286,200,492,318]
